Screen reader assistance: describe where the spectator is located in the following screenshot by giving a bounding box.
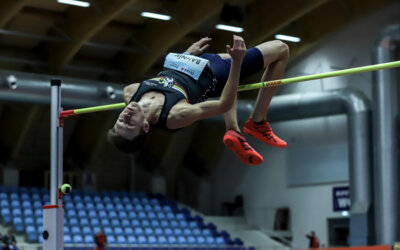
[94,228,107,250]
[2,230,16,250]
[305,231,320,249]
[9,241,18,250]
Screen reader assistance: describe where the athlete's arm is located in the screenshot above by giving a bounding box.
[170,35,246,128]
[122,83,140,104]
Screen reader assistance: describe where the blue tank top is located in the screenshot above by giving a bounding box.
[129,67,216,131]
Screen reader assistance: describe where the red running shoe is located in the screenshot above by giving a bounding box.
[223,130,263,165]
[244,118,287,148]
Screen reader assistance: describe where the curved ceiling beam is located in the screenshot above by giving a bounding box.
[49,0,136,73]
[0,0,30,28]
[123,0,224,79]
[288,0,392,61]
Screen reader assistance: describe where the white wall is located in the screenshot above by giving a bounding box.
[210,2,400,248]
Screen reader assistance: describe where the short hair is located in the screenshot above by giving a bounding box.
[107,127,146,154]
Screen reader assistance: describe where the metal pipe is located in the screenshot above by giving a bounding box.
[372,23,400,245]
[0,70,123,107]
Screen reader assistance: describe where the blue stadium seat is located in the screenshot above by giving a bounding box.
[144,227,154,235]
[22,200,32,209]
[64,202,74,210]
[150,219,160,227]
[86,203,95,211]
[177,236,187,244]
[100,218,110,226]
[122,197,130,203]
[27,232,37,243]
[92,226,101,234]
[186,235,196,244]
[109,211,118,219]
[148,235,157,244]
[32,194,41,202]
[75,202,85,210]
[114,227,123,235]
[96,203,105,210]
[124,227,133,235]
[189,221,198,228]
[84,235,94,244]
[10,193,19,201]
[121,219,130,227]
[78,210,87,217]
[196,236,206,244]
[134,228,144,235]
[26,225,36,234]
[111,218,120,226]
[170,220,179,228]
[104,226,113,235]
[90,218,100,226]
[158,235,167,244]
[1,207,10,216]
[82,226,92,235]
[203,229,212,236]
[215,237,225,245]
[0,193,8,200]
[127,235,137,244]
[98,210,107,218]
[192,228,201,236]
[34,208,42,217]
[35,217,43,226]
[13,217,24,232]
[135,204,144,211]
[160,220,169,228]
[106,203,114,211]
[24,208,33,217]
[116,235,126,244]
[93,196,102,203]
[154,228,163,235]
[0,200,9,208]
[164,228,173,236]
[64,226,70,234]
[69,218,79,226]
[147,211,156,219]
[233,237,244,246]
[73,234,83,244]
[167,235,177,244]
[107,235,116,244]
[153,205,162,212]
[64,234,72,244]
[83,195,92,203]
[183,228,192,235]
[103,196,111,203]
[71,226,80,234]
[24,216,35,225]
[12,207,22,216]
[131,197,140,204]
[163,206,172,213]
[166,212,174,220]
[176,213,185,220]
[179,220,188,228]
[66,209,77,218]
[88,210,97,218]
[141,219,150,227]
[206,236,215,244]
[137,235,147,244]
[173,228,182,235]
[128,211,137,219]
[138,211,147,219]
[131,219,140,227]
[113,197,121,204]
[126,204,134,211]
[118,211,127,218]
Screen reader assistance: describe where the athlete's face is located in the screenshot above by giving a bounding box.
[114,102,148,140]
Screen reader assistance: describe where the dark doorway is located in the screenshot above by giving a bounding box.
[328,217,349,247]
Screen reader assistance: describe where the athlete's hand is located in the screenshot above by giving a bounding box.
[185,37,212,56]
[226,35,246,62]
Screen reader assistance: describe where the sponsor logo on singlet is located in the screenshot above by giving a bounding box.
[143,76,189,102]
[164,53,210,80]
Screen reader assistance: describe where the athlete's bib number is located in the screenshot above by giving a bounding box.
[164,53,210,80]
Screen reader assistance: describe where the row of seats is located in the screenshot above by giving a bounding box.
[0,187,244,247]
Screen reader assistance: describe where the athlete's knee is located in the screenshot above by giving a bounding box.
[271,40,289,59]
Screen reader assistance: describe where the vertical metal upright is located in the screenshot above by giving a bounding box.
[42,79,64,249]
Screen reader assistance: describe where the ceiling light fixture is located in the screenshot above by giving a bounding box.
[215,24,243,33]
[141,12,171,21]
[275,34,301,43]
[57,0,90,7]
